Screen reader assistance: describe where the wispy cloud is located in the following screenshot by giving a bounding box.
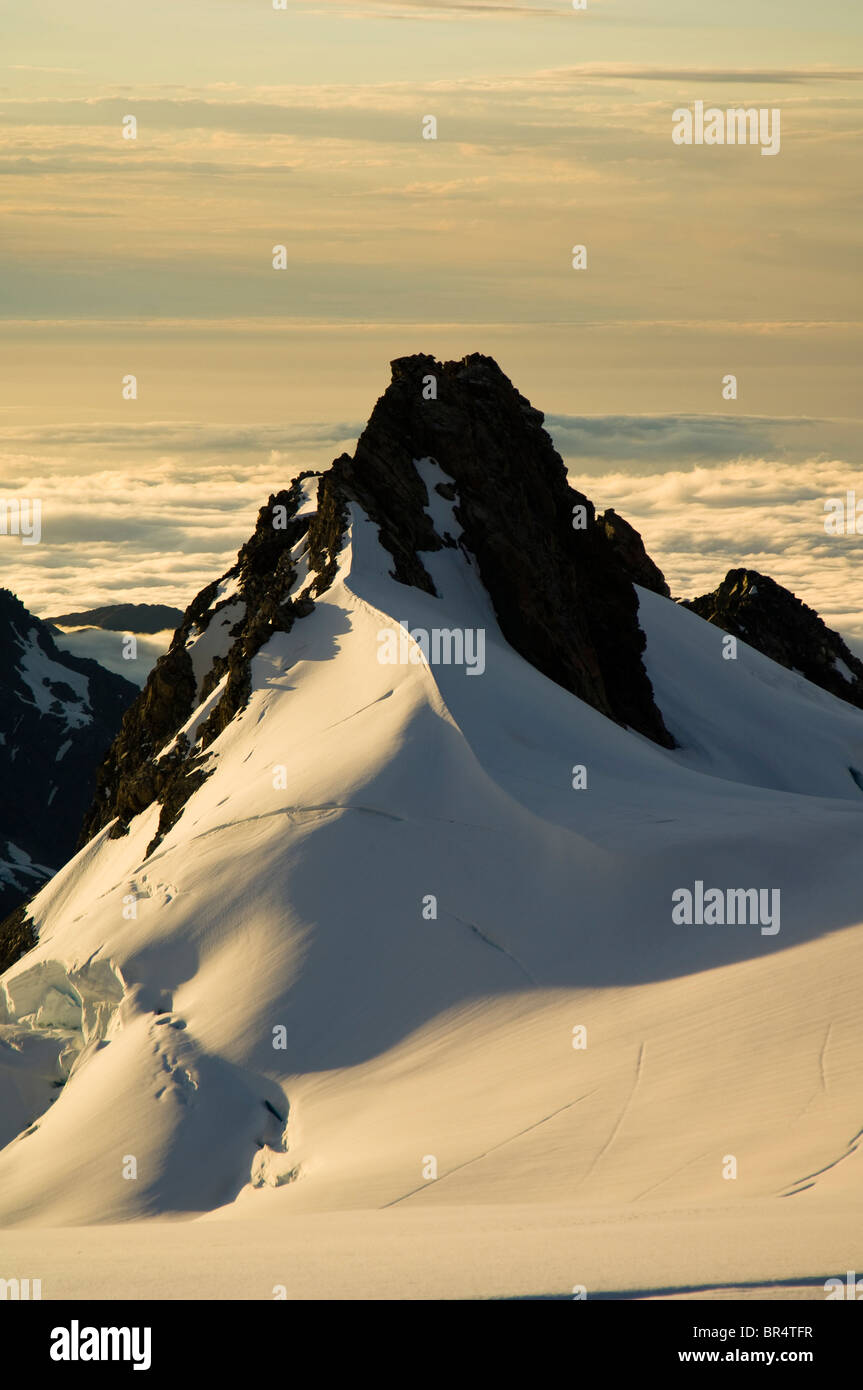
[300,0,587,18]
[0,421,362,451]
[7,65,81,75]
[546,413,840,469]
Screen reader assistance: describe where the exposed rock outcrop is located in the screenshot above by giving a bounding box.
[598,508,671,598]
[0,904,37,978]
[684,568,863,710]
[331,353,674,746]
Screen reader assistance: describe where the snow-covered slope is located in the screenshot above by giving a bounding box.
[1,357,861,1298]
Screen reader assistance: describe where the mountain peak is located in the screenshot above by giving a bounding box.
[77,354,674,853]
[333,352,673,744]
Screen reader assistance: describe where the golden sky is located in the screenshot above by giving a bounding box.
[1,1,862,642]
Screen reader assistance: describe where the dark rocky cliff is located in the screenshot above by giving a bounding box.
[598,508,671,598]
[331,353,674,747]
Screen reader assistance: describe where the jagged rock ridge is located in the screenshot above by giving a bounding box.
[78,471,344,851]
[684,568,863,711]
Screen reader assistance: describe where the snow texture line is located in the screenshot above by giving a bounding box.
[579,1040,646,1186]
[445,910,537,985]
[382,1088,600,1209]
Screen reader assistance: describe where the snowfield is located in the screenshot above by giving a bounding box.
[1,472,861,1299]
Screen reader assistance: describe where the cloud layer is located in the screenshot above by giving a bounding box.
[3,414,863,655]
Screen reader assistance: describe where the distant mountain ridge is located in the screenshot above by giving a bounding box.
[0,589,138,943]
[46,603,184,635]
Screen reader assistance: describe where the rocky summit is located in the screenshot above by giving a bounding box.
[684,567,863,711]
[330,354,674,747]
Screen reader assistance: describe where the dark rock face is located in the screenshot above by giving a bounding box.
[46,603,184,634]
[0,588,137,961]
[684,568,863,710]
[0,905,37,977]
[79,631,199,845]
[599,509,671,598]
[332,353,674,746]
